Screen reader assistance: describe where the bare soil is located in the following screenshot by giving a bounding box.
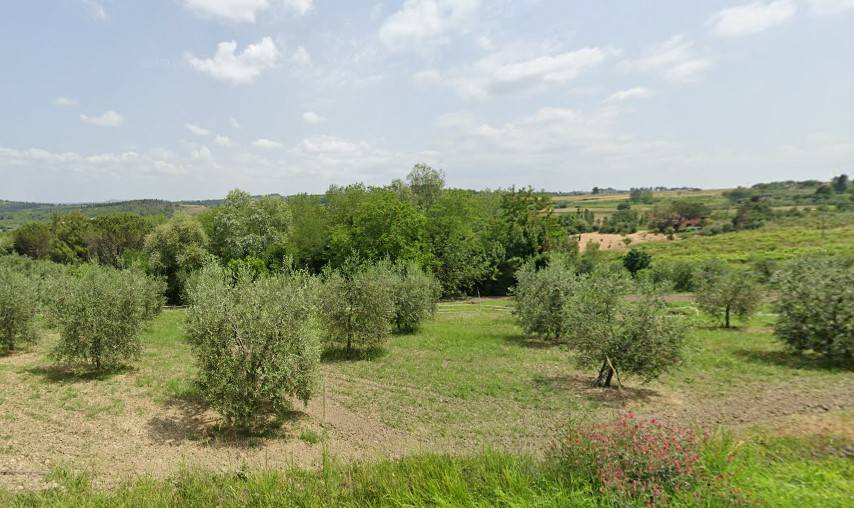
[577,232,670,252]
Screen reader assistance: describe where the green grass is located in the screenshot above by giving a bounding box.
[1,435,850,507]
[641,212,854,263]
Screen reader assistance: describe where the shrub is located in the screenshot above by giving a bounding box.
[0,266,39,352]
[389,261,439,333]
[695,265,762,328]
[185,265,321,428]
[563,271,686,387]
[622,248,651,277]
[774,258,853,361]
[144,215,210,304]
[50,265,163,370]
[512,256,576,339]
[319,259,395,353]
[554,413,702,506]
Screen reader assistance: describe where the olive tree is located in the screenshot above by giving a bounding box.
[50,265,164,370]
[563,271,686,387]
[390,261,440,333]
[774,258,853,361]
[512,256,576,339]
[145,215,210,304]
[0,266,39,352]
[185,265,321,428]
[319,259,395,353]
[694,265,762,328]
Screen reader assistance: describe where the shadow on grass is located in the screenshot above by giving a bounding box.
[25,364,131,383]
[321,347,387,363]
[734,349,852,372]
[533,373,660,406]
[504,334,564,349]
[147,392,309,449]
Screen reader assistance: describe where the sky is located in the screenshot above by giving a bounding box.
[1,0,853,202]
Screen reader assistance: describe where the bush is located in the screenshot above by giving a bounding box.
[50,265,163,370]
[320,259,395,353]
[185,265,321,428]
[144,215,210,304]
[512,256,576,339]
[554,413,702,506]
[389,261,439,333]
[622,248,651,277]
[0,266,39,352]
[563,271,686,387]
[774,258,853,361]
[695,265,762,328]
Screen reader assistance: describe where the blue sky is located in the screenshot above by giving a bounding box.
[2,0,853,202]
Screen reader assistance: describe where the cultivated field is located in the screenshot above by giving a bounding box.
[2,300,851,501]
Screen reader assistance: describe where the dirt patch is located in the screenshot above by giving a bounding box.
[577,232,669,252]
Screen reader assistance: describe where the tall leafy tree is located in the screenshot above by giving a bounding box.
[12,222,51,260]
[406,163,445,210]
[208,190,292,265]
[144,215,210,304]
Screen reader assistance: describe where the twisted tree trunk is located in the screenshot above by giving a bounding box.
[595,359,614,388]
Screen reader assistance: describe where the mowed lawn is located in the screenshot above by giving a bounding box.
[1,299,852,491]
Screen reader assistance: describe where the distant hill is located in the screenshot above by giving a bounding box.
[0,199,187,232]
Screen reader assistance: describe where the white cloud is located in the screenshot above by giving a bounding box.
[183,0,313,22]
[230,117,242,129]
[83,0,108,21]
[302,111,325,124]
[292,46,311,65]
[413,69,441,84]
[187,37,280,85]
[282,0,314,15]
[604,87,652,103]
[710,1,797,37]
[380,0,481,50]
[252,138,284,149]
[434,44,608,99]
[215,135,233,146]
[621,36,713,84]
[185,123,211,136]
[808,0,854,14]
[80,110,124,127]
[53,97,78,108]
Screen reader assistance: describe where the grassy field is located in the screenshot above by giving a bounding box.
[1,299,851,504]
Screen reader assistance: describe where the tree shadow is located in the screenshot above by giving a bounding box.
[25,364,131,384]
[533,373,660,407]
[146,393,309,449]
[734,349,852,372]
[321,347,387,363]
[504,334,564,349]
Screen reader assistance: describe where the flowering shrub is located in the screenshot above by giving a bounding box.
[555,413,701,506]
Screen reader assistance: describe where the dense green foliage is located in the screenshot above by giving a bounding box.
[512,256,576,339]
[622,248,651,276]
[389,260,440,333]
[563,271,686,387]
[0,265,39,351]
[774,258,853,361]
[145,215,210,303]
[319,259,395,353]
[695,264,763,328]
[49,265,164,369]
[185,265,321,427]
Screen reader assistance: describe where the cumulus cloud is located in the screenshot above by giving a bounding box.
[53,97,78,108]
[183,0,314,23]
[80,110,124,127]
[430,44,608,99]
[187,37,280,85]
[380,0,481,50]
[710,1,797,37]
[604,87,652,103]
[302,111,325,124]
[185,123,211,136]
[252,138,284,149]
[215,135,233,146]
[620,36,713,84]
